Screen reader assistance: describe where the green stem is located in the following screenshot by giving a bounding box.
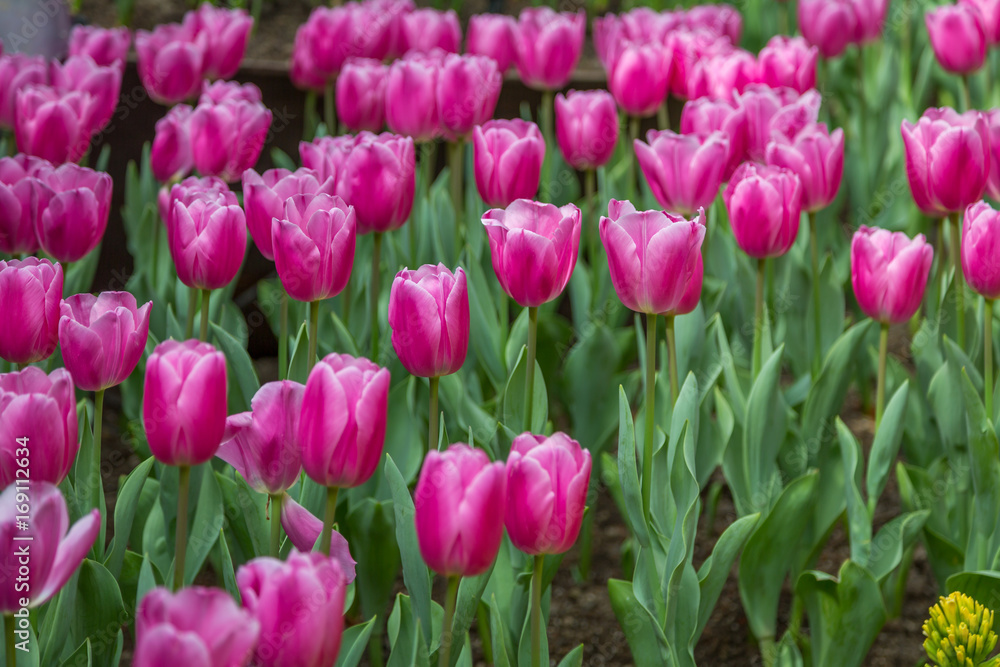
[665,314,679,406]
[371,233,383,360]
[449,140,464,240]
[269,493,283,558]
[987,299,994,419]
[809,212,823,378]
[342,274,352,330]
[875,322,889,432]
[174,465,191,590]
[584,169,596,264]
[961,74,972,112]
[540,91,554,200]
[656,102,669,131]
[753,259,766,380]
[439,575,461,667]
[308,300,320,370]
[151,221,160,290]
[93,388,104,508]
[5,614,14,667]
[476,603,493,664]
[319,486,339,555]
[524,306,539,431]
[530,554,544,667]
[642,313,657,521]
[278,289,288,381]
[760,636,776,667]
[185,286,198,339]
[428,376,440,454]
[199,289,210,342]
[324,80,336,134]
[628,116,640,200]
[951,211,966,349]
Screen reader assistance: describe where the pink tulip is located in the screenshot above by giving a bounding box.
[371,0,415,59]
[238,551,346,667]
[607,40,671,117]
[0,483,99,612]
[290,27,328,93]
[986,110,1000,201]
[151,104,194,183]
[901,108,990,216]
[852,0,890,42]
[35,163,112,262]
[960,0,1000,44]
[189,98,272,183]
[737,85,821,161]
[199,80,262,105]
[635,130,729,217]
[280,495,357,578]
[685,4,743,43]
[291,4,391,89]
[242,167,335,261]
[0,53,48,130]
[134,586,259,667]
[0,154,52,255]
[926,4,988,74]
[50,55,122,135]
[168,191,246,290]
[757,36,818,94]
[467,14,517,72]
[599,199,705,315]
[482,199,581,307]
[385,52,441,142]
[676,254,705,316]
[724,162,803,259]
[555,89,619,171]
[415,444,506,577]
[159,175,232,225]
[389,264,469,378]
[58,292,151,392]
[963,201,1000,299]
[0,258,62,364]
[686,48,757,103]
[437,54,502,141]
[766,123,844,213]
[513,8,586,90]
[143,339,227,467]
[472,119,545,208]
[402,8,461,54]
[336,58,388,133]
[798,0,859,58]
[15,86,97,165]
[334,132,416,235]
[0,368,78,487]
[69,25,131,70]
[299,353,391,488]
[504,432,591,556]
[217,381,305,495]
[668,30,732,100]
[184,4,253,80]
[299,134,357,184]
[851,226,933,324]
[680,97,748,180]
[135,24,204,105]
[271,194,356,303]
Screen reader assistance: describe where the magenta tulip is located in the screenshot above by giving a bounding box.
[472,119,545,208]
[437,53,502,141]
[0,154,51,255]
[0,258,62,364]
[280,495,357,576]
[852,0,890,42]
[555,89,619,171]
[389,264,469,378]
[298,134,357,185]
[336,58,388,133]
[926,4,987,74]
[724,162,803,258]
[58,292,151,392]
[238,551,346,667]
[168,191,246,290]
[467,14,517,72]
[680,97,748,180]
[607,40,671,117]
[766,123,845,213]
[635,130,729,217]
[0,483,99,612]
[799,0,859,58]
[757,36,818,94]
[685,3,743,43]
[963,201,1000,299]
[159,175,232,225]
[189,98,272,183]
[737,85,821,162]
[35,163,112,262]
[0,53,48,130]
[271,193,356,303]
[513,7,586,90]
[151,104,194,183]
[415,444,507,577]
[290,4,391,89]
[504,432,591,556]
[599,199,705,315]
[135,24,203,105]
[0,368,78,487]
[289,26,328,93]
[134,586,259,667]
[50,55,122,135]
[143,339,227,467]
[299,353,391,489]
[986,109,1000,201]
[15,86,96,165]
[385,53,441,142]
[686,48,757,103]
[482,199,581,308]
[69,25,131,70]
[199,80,262,106]
[402,8,461,54]
[901,108,990,216]
[961,0,1000,44]
[184,4,253,80]
[217,381,305,495]
[851,226,933,324]
[242,167,336,261]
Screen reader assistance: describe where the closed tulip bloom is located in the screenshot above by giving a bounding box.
[184,4,253,80]
[0,154,52,255]
[960,0,1000,44]
[724,162,803,258]
[607,40,671,117]
[437,54,502,141]
[159,175,233,224]
[0,483,99,613]
[926,4,988,74]
[963,201,1000,299]
[738,85,821,161]
[599,199,705,315]
[238,551,346,667]
[280,495,357,576]
[415,444,506,577]
[168,193,246,290]
[472,119,545,207]
[69,25,131,70]
[555,89,619,171]
[336,58,388,133]
[467,14,517,72]
[513,8,586,90]
[680,97,748,180]
[504,432,591,556]
[389,264,469,378]
[242,168,335,261]
[669,31,733,100]
[852,0,890,42]
[217,381,305,495]
[150,104,194,183]
[59,292,151,392]
[0,53,48,130]
[986,110,1000,200]
[757,36,818,94]
[0,258,62,364]
[685,3,743,43]
[199,80,262,105]
[135,25,204,105]
[299,353,391,488]
[134,586,259,667]
[635,130,729,217]
[851,226,933,324]
[686,48,758,103]
[143,339,227,467]
[36,163,112,262]
[290,26,328,93]
[901,108,990,216]
[403,8,461,54]
[189,99,272,183]
[50,55,122,134]
[271,194,356,303]
[15,86,97,165]
[385,54,440,142]
[766,123,844,213]
[299,134,357,184]
[0,368,78,487]
[798,0,859,58]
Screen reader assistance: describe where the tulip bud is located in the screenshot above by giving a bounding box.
[402,8,462,55]
[851,226,933,324]
[757,36,818,94]
[724,162,802,259]
[607,40,671,117]
[635,130,729,217]
[555,89,619,171]
[467,14,517,72]
[189,98,272,183]
[765,123,844,213]
[962,201,1000,300]
[472,119,545,208]
[336,132,416,235]
[159,175,232,224]
[385,53,441,142]
[69,25,131,70]
[336,58,388,134]
[437,53,502,141]
[59,292,151,392]
[135,24,204,105]
[150,104,194,183]
[168,192,246,290]
[798,0,859,58]
[926,4,987,75]
[36,163,112,262]
[513,8,585,90]
[0,258,62,364]
[143,339,228,467]
[389,264,469,378]
[242,167,336,261]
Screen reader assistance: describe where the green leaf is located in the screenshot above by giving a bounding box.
[217,529,240,602]
[960,367,1000,570]
[555,645,584,667]
[210,322,261,414]
[616,386,649,547]
[335,616,378,667]
[184,464,224,585]
[135,554,158,610]
[104,456,154,578]
[488,594,513,667]
[64,242,102,295]
[39,572,78,666]
[58,639,91,667]
[801,321,872,443]
[563,323,621,454]
[607,578,670,663]
[385,455,433,645]
[865,381,909,506]
[73,406,106,561]
[946,571,1000,606]
[449,563,495,667]
[386,595,431,667]
[743,345,787,510]
[463,250,505,390]
[696,513,759,641]
[286,322,311,384]
[836,419,870,567]
[73,559,126,667]
[869,510,930,583]
[501,345,547,434]
[345,498,400,626]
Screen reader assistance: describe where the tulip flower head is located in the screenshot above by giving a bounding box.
[757,35,818,94]
[513,7,586,90]
[336,58,389,134]
[189,94,272,183]
[635,130,729,217]
[0,153,52,256]
[467,14,517,72]
[765,122,844,213]
[926,4,987,75]
[723,162,803,259]
[0,53,48,131]
[963,201,1000,300]
[402,8,462,55]
[680,96,748,180]
[59,292,151,392]
[798,0,859,58]
[242,167,337,261]
[168,189,247,290]
[36,162,113,263]
[69,25,131,70]
[555,89,619,171]
[335,132,416,235]
[150,104,194,183]
[851,226,933,324]
[472,119,546,208]
[0,257,62,364]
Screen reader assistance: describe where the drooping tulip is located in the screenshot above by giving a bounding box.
[724,162,803,258]
[336,133,416,235]
[467,14,517,72]
[513,7,586,90]
[0,258,62,364]
[437,53,502,141]
[555,89,619,171]
[0,368,78,487]
[135,24,204,105]
[963,201,1000,299]
[0,53,49,130]
[336,58,388,134]
[472,119,545,208]
[504,432,591,556]
[15,86,96,165]
[415,443,507,577]
[757,36,818,94]
[150,104,194,183]
[960,0,1000,44]
[168,191,247,290]
[142,339,228,467]
[0,154,51,256]
[279,495,357,577]
[242,167,336,261]
[389,264,469,378]
[402,8,462,54]
[607,40,671,117]
[926,4,987,75]
[798,0,859,58]
[189,98,272,183]
[851,226,933,324]
[765,123,845,213]
[482,199,581,308]
[35,163,113,262]
[68,25,131,70]
[635,130,729,217]
[680,97,748,180]
[385,52,441,142]
[58,292,151,392]
[183,4,253,80]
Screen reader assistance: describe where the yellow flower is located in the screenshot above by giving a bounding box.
[923,592,1000,667]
